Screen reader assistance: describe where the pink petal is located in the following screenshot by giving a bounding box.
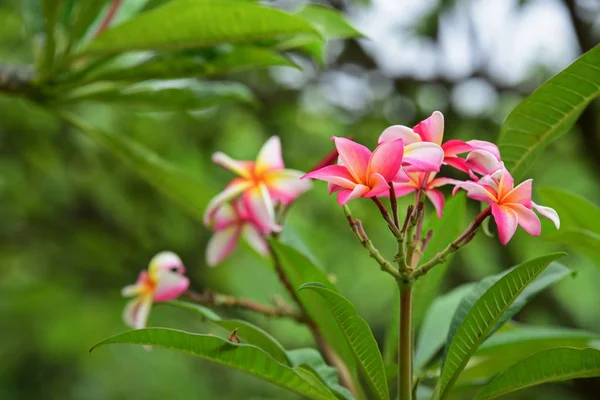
[413,111,444,145]
[123,296,152,329]
[149,251,185,275]
[378,125,421,144]
[467,140,501,160]
[153,270,190,302]
[267,169,312,204]
[213,203,238,231]
[392,167,411,183]
[203,179,252,226]
[333,137,371,183]
[532,202,560,229]
[503,178,532,207]
[444,156,471,173]
[242,223,269,256]
[255,136,284,175]
[391,182,418,197]
[365,173,390,197]
[442,139,474,156]
[206,226,242,267]
[328,183,343,194]
[302,165,357,189]
[455,180,496,203]
[212,152,253,178]
[403,142,444,172]
[507,203,541,236]
[367,139,404,181]
[243,183,279,233]
[426,189,445,218]
[465,150,502,175]
[336,184,370,205]
[496,168,516,199]
[492,203,518,245]
[429,177,461,189]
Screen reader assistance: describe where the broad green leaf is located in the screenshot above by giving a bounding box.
[474,348,600,400]
[165,300,290,365]
[55,110,212,222]
[436,253,565,399]
[288,348,354,400]
[547,228,600,266]
[497,44,600,180]
[269,242,359,389]
[415,283,475,371]
[296,5,363,39]
[539,187,600,234]
[62,79,256,110]
[90,328,338,400]
[82,0,321,55]
[300,283,389,400]
[458,326,600,384]
[76,47,298,83]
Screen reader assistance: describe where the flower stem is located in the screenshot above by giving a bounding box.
[372,197,402,237]
[398,283,413,400]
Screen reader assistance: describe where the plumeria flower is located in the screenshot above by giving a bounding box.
[204,136,312,232]
[390,172,454,218]
[302,136,419,205]
[379,111,501,174]
[206,198,269,266]
[452,167,560,245]
[121,252,190,329]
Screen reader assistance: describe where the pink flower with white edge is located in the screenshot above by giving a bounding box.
[379,111,501,174]
[121,251,189,329]
[390,172,455,218]
[206,199,269,267]
[302,137,415,205]
[204,136,312,232]
[452,167,560,245]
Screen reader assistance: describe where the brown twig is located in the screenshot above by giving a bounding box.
[372,197,402,237]
[389,183,400,228]
[94,0,123,37]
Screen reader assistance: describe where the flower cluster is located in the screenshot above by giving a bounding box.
[203,136,312,266]
[304,111,559,244]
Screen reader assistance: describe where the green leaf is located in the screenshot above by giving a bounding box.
[296,5,363,39]
[414,283,476,371]
[269,241,359,389]
[288,348,354,400]
[300,283,389,400]
[547,228,600,266]
[55,110,212,222]
[538,187,600,234]
[436,253,566,399]
[90,328,338,400]
[458,326,600,385]
[68,0,108,46]
[42,0,63,69]
[474,348,600,400]
[63,79,256,110]
[165,300,290,365]
[497,44,600,180]
[82,0,321,55]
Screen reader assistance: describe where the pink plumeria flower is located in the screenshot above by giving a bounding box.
[390,172,454,218]
[121,252,190,329]
[204,136,312,232]
[453,167,560,245]
[379,111,501,174]
[206,199,269,266]
[302,136,414,205]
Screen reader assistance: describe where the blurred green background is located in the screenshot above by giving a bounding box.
[1,0,600,399]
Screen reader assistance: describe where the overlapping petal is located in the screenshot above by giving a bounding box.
[267,169,313,204]
[367,139,404,181]
[413,110,444,145]
[123,296,153,329]
[256,136,284,175]
[378,125,421,144]
[333,136,371,183]
[203,178,252,226]
[403,142,444,172]
[212,152,253,178]
[206,226,242,267]
[508,203,541,236]
[337,184,370,205]
[492,203,519,245]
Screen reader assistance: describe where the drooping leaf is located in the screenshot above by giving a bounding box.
[436,253,566,399]
[56,110,213,223]
[300,283,389,400]
[296,5,363,40]
[82,0,321,55]
[497,44,600,180]
[90,328,338,400]
[165,300,290,365]
[474,348,600,400]
[458,325,600,385]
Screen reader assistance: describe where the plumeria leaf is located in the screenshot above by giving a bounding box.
[497,44,600,180]
[81,0,321,55]
[296,5,364,40]
[474,348,600,400]
[300,283,389,400]
[539,187,600,234]
[546,228,600,267]
[56,110,213,222]
[90,328,339,400]
[436,253,566,400]
[67,0,107,46]
[165,300,290,365]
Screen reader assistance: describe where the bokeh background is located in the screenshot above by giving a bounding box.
[1,0,599,399]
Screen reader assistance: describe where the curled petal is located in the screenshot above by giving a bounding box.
[206,226,242,267]
[365,173,390,197]
[244,183,279,233]
[492,203,518,245]
[302,165,357,189]
[392,167,411,183]
[465,150,502,175]
[242,223,269,256]
[336,184,370,205]
[267,169,312,204]
[149,251,185,275]
[429,177,462,189]
[391,182,418,197]
[213,203,237,231]
[454,180,496,203]
[467,140,501,160]
[328,183,343,194]
[378,125,421,144]
[255,136,284,175]
[444,156,471,173]
[123,296,152,329]
[507,203,541,236]
[413,111,444,145]
[442,139,474,156]
[332,137,371,183]
[367,139,404,181]
[403,142,444,172]
[426,189,445,218]
[153,271,190,302]
[503,178,532,207]
[212,152,253,178]
[496,168,516,198]
[533,202,560,229]
[203,179,252,226]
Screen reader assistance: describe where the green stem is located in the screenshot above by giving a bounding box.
[398,283,413,400]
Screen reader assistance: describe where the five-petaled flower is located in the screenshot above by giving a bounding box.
[121,252,190,329]
[203,136,312,232]
[453,167,560,245]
